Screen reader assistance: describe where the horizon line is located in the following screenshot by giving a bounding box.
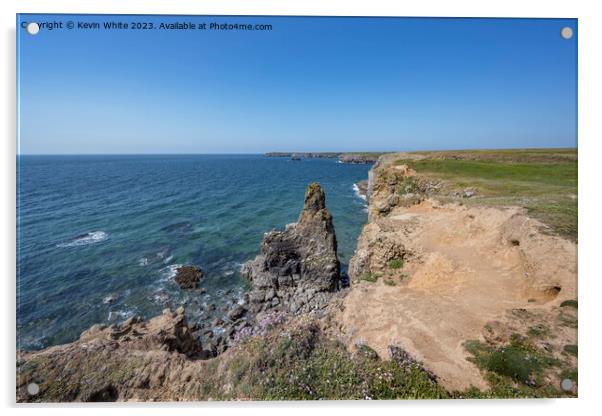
[15,145,578,157]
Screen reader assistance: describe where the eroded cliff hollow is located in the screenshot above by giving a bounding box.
[241,182,341,314]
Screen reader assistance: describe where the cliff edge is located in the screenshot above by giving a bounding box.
[336,152,577,392]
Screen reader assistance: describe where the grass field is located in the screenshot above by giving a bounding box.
[394,148,577,240]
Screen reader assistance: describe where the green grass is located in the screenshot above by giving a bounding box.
[527,324,549,339]
[461,331,576,398]
[465,334,559,385]
[387,259,404,269]
[560,368,578,382]
[394,148,577,240]
[360,273,378,283]
[355,343,379,360]
[398,177,420,195]
[224,323,448,400]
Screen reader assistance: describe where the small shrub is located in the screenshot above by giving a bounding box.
[560,299,578,309]
[527,324,549,338]
[387,259,404,269]
[355,343,379,361]
[398,177,420,195]
[384,278,397,286]
[558,311,578,328]
[563,344,578,357]
[360,273,378,283]
[560,368,577,381]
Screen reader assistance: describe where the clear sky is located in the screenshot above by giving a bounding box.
[17,15,577,154]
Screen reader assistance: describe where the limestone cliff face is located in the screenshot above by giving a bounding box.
[349,156,420,281]
[241,182,340,314]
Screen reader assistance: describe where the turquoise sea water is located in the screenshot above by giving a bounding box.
[17,155,370,349]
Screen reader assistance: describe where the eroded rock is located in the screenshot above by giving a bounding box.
[241,182,340,314]
[174,266,203,289]
[17,308,203,402]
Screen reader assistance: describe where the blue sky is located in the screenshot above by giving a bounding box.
[17,15,577,154]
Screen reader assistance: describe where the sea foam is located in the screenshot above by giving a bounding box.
[352,184,367,201]
[56,231,108,248]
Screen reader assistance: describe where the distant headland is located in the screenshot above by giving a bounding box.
[265,152,385,164]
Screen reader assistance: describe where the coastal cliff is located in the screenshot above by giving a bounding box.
[16,150,577,401]
[338,151,578,392]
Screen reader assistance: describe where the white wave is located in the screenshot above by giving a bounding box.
[138,257,149,266]
[352,184,367,201]
[164,264,183,280]
[107,309,134,322]
[103,294,117,304]
[163,255,174,264]
[152,290,170,305]
[57,231,108,248]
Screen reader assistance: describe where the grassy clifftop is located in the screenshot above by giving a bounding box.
[393,148,577,240]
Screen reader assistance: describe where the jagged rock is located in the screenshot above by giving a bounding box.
[17,308,204,402]
[82,307,198,357]
[241,182,340,314]
[227,304,247,321]
[174,266,203,289]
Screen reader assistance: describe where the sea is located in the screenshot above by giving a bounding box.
[16,155,370,350]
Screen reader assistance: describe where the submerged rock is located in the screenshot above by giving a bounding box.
[174,266,203,289]
[241,182,341,314]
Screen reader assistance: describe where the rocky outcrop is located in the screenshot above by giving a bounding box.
[364,160,444,222]
[78,307,201,357]
[16,307,206,402]
[174,266,203,289]
[241,182,340,314]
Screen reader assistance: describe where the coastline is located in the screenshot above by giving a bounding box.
[16,149,578,401]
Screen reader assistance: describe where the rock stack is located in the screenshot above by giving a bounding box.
[241,182,341,314]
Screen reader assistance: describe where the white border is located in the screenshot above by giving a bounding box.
[2,1,600,415]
